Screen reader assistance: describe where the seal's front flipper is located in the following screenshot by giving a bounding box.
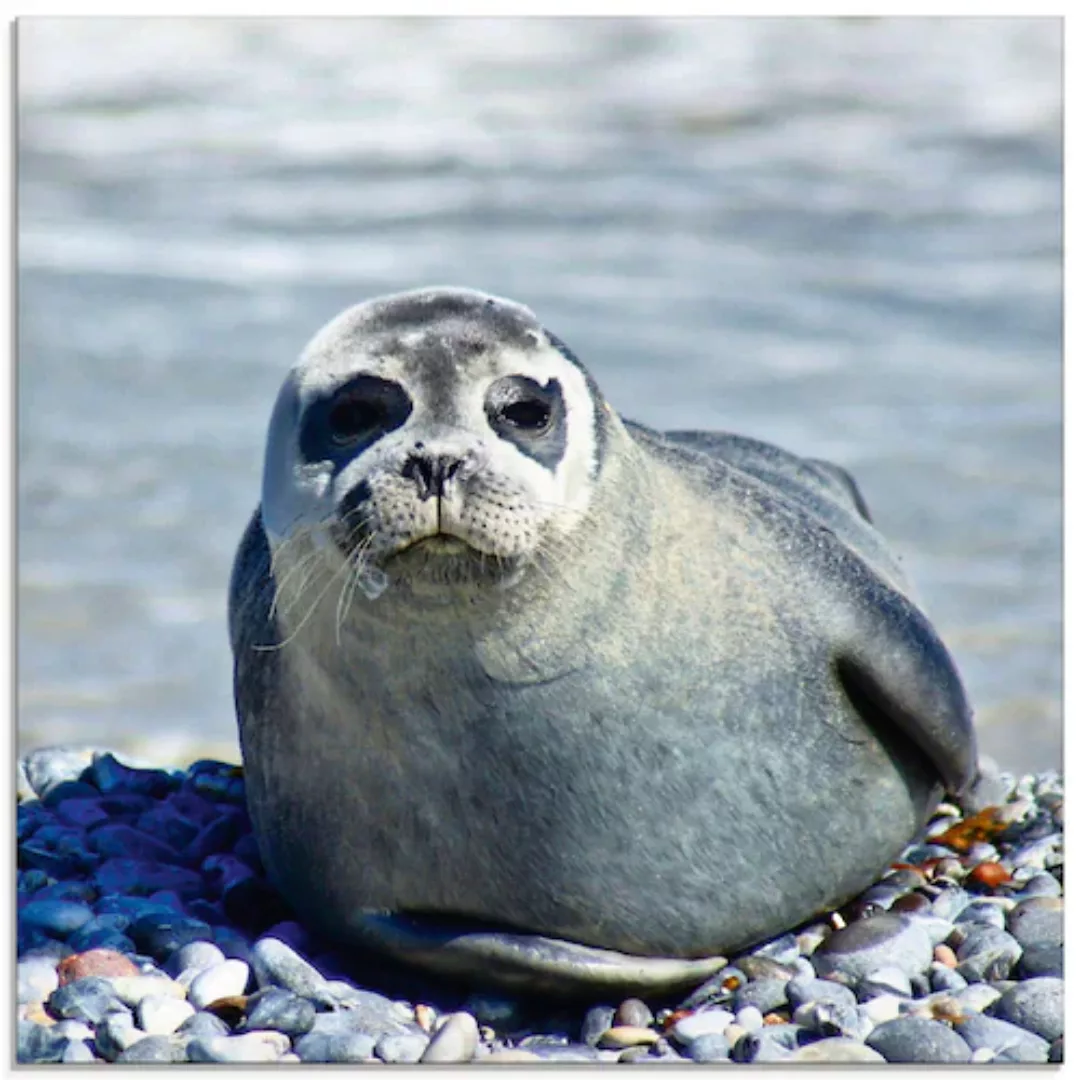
[835,573,976,797]
[347,912,727,997]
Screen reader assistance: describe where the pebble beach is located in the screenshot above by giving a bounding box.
[16,746,1063,1065]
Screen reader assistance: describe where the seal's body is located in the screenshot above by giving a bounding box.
[230,287,975,994]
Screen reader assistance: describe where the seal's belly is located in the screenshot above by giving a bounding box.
[249,647,937,959]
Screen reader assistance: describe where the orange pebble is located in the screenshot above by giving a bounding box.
[968,861,1012,889]
[763,1012,788,1025]
[934,944,958,968]
[57,948,140,985]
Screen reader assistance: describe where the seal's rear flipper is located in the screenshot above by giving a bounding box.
[346,912,728,997]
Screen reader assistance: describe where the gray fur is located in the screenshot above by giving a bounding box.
[230,287,976,995]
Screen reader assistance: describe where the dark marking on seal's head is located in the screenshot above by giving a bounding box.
[545,331,609,479]
[484,375,567,472]
[299,375,412,466]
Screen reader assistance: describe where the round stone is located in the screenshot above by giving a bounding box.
[375,1031,430,1064]
[240,986,317,1038]
[250,936,335,1006]
[137,994,196,1036]
[17,957,60,1004]
[993,977,1064,1042]
[954,1014,1050,1064]
[421,1012,480,1063]
[47,976,127,1025]
[188,959,251,1009]
[20,900,95,938]
[1007,898,1063,950]
[689,1033,731,1063]
[865,1016,972,1063]
[614,998,654,1028]
[811,913,933,983]
[733,1006,763,1033]
[858,965,912,999]
[671,1008,735,1045]
[785,977,857,1012]
[788,1038,886,1063]
[732,978,789,1015]
[1017,942,1063,978]
[166,940,227,987]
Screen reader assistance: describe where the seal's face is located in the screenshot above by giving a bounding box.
[261,288,606,597]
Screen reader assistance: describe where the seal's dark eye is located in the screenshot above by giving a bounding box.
[328,395,386,443]
[500,398,552,432]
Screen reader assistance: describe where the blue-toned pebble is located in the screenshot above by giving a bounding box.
[18,957,60,1004]
[186,899,225,925]
[250,936,336,1006]
[261,919,312,954]
[135,805,202,851]
[147,889,186,912]
[116,1034,188,1063]
[751,932,800,965]
[928,886,970,922]
[53,1019,95,1043]
[731,1031,795,1063]
[54,798,110,829]
[166,940,226,981]
[187,767,246,804]
[953,927,1022,982]
[17,1018,69,1063]
[88,824,185,865]
[734,1005,763,1032]
[811,913,932,982]
[94,1011,145,1061]
[1049,1037,1063,1064]
[97,793,155,816]
[211,925,254,964]
[18,867,52,893]
[188,959,251,1008]
[689,1033,731,1062]
[61,1039,97,1063]
[857,965,912,999]
[929,961,968,993]
[865,1016,972,1063]
[33,880,99,906]
[138,993,196,1035]
[95,858,203,900]
[47,975,129,1024]
[792,1000,865,1040]
[732,977,788,1015]
[42,780,104,808]
[71,929,137,955]
[1007,897,1063,950]
[67,913,130,949]
[20,842,90,879]
[186,809,249,864]
[20,937,74,963]
[200,853,255,896]
[1017,941,1063,978]
[993,977,1064,1042]
[785,976,857,1012]
[954,1014,1050,1063]
[902,914,954,946]
[89,753,177,798]
[176,1009,232,1041]
[129,913,214,960]
[188,1031,291,1063]
[1014,871,1062,899]
[95,895,175,919]
[295,1031,379,1063]
[580,1004,616,1046]
[376,1031,431,1063]
[671,1007,735,1045]
[221,875,294,935]
[240,985,317,1038]
[955,982,1004,1015]
[231,832,265,871]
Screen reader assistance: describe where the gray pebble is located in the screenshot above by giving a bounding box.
[750,932,800,965]
[866,1016,972,1063]
[1014,871,1062,899]
[581,1004,617,1046]
[176,1009,231,1041]
[955,901,1007,931]
[1017,941,1063,978]
[730,1031,794,1063]
[1049,1037,1063,1064]
[17,1019,68,1064]
[792,999,864,1040]
[94,1011,145,1061]
[48,976,128,1025]
[164,939,225,983]
[52,1019,95,1042]
[615,997,654,1028]
[376,1031,430,1064]
[295,1031,379,1062]
[812,913,932,982]
[785,976,857,1012]
[954,1014,1050,1064]
[733,1005,763,1032]
[788,1038,886,1063]
[732,977,789,1015]
[17,957,59,1004]
[1007,897,1064,950]
[929,886,971,922]
[250,935,336,1006]
[137,994,195,1036]
[116,1034,188,1063]
[993,977,1064,1042]
[188,1031,291,1063]
[689,1033,731,1062]
[240,985,316,1038]
[929,961,968,993]
[188,958,251,1009]
[421,1011,480,1063]
[858,965,912,999]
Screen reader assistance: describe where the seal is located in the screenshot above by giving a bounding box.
[230,286,976,995]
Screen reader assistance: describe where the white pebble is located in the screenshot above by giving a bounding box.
[188,959,251,1009]
[858,993,904,1027]
[188,1031,291,1063]
[137,994,196,1035]
[671,1008,735,1045]
[420,1012,479,1063]
[734,1006,763,1032]
[971,1047,996,1064]
[170,941,226,988]
[17,958,59,1005]
[109,974,186,1007]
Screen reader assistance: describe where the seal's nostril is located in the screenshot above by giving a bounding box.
[402,452,467,500]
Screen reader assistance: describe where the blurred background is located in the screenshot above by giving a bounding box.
[18,17,1061,772]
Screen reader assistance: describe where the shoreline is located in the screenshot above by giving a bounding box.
[17,747,1063,1064]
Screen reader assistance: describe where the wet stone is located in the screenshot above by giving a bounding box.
[116,1034,188,1063]
[47,975,128,1024]
[993,977,1064,1042]
[376,1031,430,1064]
[732,977,789,1015]
[865,1016,972,1063]
[812,913,933,982]
[421,1011,480,1063]
[954,1013,1050,1064]
[240,985,316,1038]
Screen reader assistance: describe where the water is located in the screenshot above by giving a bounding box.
[17,17,1062,772]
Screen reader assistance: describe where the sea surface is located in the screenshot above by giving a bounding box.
[17,17,1062,772]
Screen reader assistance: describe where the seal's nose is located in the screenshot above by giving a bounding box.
[402,452,466,500]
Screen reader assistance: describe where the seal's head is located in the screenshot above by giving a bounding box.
[261,287,608,596]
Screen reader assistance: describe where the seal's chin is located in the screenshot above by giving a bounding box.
[381,532,526,591]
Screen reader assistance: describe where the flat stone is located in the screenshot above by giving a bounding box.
[732,977,789,1014]
[785,976,857,1012]
[294,1031,379,1063]
[188,959,251,1009]
[116,1034,188,1063]
[128,912,214,960]
[788,1038,886,1063]
[309,988,415,1040]
[812,913,933,983]
[954,1014,1050,1064]
[250,936,336,1006]
[376,1031,430,1064]
[240,985,316,1038]
[671,1007,735,1045]
[110,974,187,1008]
[688,1033,731,1062]
[176,1009,231,1041]
[481,1050,543,1063]
[581,1004,617,1046]
[993,977,1064,1042]
[47,975,128,1024]
[187,1031,291,1063]
[598,1025,659,1049]
[137,994,196,1035]
[20,899,95,938]
[865,1016,972,1063]
[421,1012,480,1063]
